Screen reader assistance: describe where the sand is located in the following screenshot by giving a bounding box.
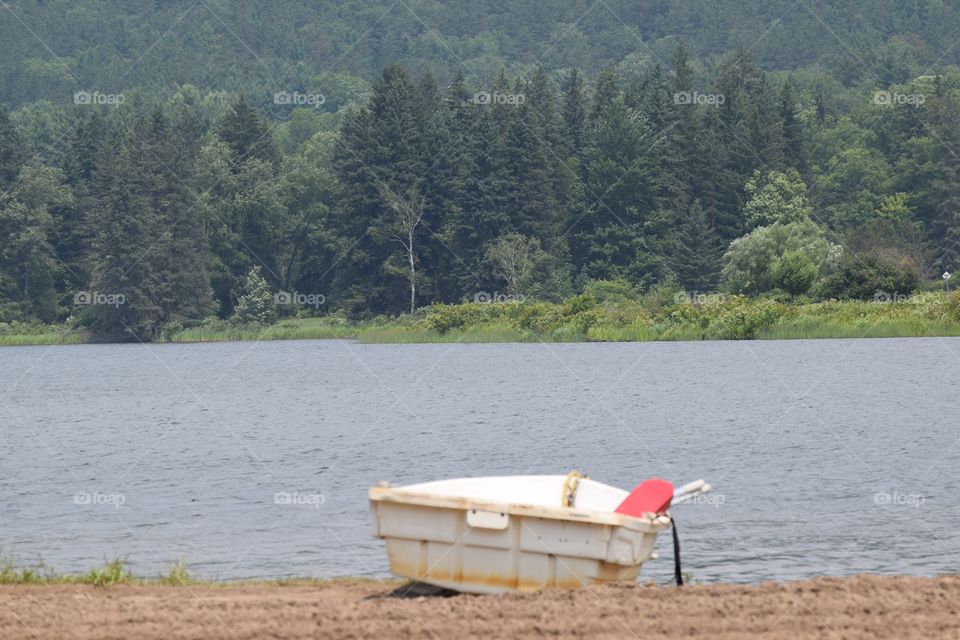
[2,575,959,639]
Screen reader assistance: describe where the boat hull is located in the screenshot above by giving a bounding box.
[369,477,670,594]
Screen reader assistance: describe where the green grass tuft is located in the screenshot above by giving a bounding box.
[163,559,191,586]
[0,557,52,584]
[82,559,132,587]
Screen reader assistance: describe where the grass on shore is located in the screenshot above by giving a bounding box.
[0,556,392,588]
[353,291,960,344]
[0,323,83,346]
[166,291,960,345]
[165,317,361,343]
[1,557,175,587]
[8,290,960,346]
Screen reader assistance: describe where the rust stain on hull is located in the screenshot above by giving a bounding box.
[388,559,641,593]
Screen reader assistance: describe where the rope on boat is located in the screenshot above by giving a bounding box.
[562,470,585,507]
[672,515,683,587]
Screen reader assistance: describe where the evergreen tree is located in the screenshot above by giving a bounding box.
[561,68,588,160]
[573,95,664,287]
[87,109,212,340]
[591,66,620,122]
[421,82,471,301]
[926,99,960,270]
[814,85,828,125]
[57,111,111,297]
[0,104,26,191]
[333,64,429,314]
[231,265,277,324]
[218,96,279,167]
[780,80,808,175]
[711,48,782,241]
[672,200,723,291]
[504,73,564,241]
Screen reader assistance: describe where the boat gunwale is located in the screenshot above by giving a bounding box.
[368,486,669,532]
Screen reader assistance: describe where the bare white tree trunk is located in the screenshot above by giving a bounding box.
[378,183,425,314]
[407,227,416,314]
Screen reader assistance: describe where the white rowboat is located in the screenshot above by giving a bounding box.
[369,474,709,594]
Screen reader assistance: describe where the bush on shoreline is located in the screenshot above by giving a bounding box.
[7,290,960,346]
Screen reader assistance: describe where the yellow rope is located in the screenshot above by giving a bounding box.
[562,470,586,507]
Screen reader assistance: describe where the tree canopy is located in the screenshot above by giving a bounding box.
[4,6,960,336]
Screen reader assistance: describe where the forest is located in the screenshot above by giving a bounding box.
[2,1,960,340]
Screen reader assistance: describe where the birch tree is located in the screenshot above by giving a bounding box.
[378,183,425,313]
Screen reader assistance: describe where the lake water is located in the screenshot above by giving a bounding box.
[2,338,958,585]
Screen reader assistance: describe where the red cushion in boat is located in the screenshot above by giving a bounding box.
[614,478,674,517]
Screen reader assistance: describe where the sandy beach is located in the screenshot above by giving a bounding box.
[2,575,959,639]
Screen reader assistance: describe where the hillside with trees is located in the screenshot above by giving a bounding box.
[1,1,959,340]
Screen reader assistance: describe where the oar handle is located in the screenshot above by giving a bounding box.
[674,480,707,498]
[671,481,711,505]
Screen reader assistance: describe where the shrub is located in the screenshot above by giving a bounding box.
[567,307,607,334]
[420,302,508,333]
[772,250,819,295]
[820,251,920,300]
[582,279,639,304]
[942,291,960,322]
[510,303,565,334]
[722,220,838,295]
[641,277,687,314]
[710,300,788,339]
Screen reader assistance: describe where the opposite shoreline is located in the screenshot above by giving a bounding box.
[5,291,960,347]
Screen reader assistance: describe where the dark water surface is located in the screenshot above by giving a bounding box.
[2,338,958,584]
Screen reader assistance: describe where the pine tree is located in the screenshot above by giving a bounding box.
[573,95,664,287]
[814,86,828,125]
[590,66,620,122]
[672,200,723,291]
[332,64,430,313]
[231,265,277,324]
[927,100,960,271]
[0,104,26,191]
[417,71,440,119]
[87,108,212,340]
[58,111,110,296]
[780,80,808,175]
[561,68,588,161]
[218,96,279,167]
[711,48,781,241]
[421,78,475,301]
[747,74,786,170]
[506,70,565,242]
